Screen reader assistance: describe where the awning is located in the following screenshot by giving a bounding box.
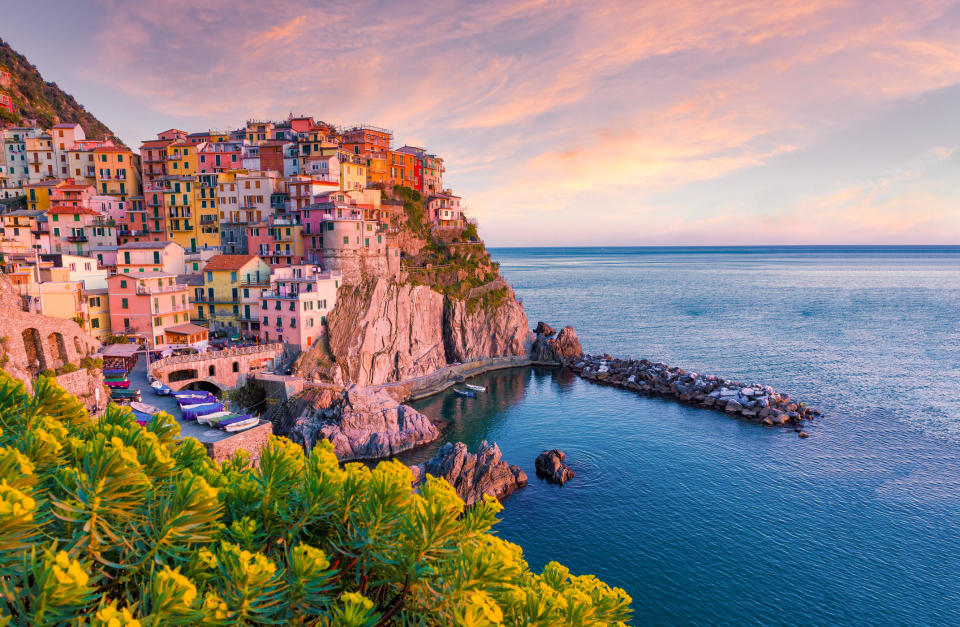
[165,323,209,336]
[100,344,140,358]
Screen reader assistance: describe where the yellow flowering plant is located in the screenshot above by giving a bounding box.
[0,369,632,625]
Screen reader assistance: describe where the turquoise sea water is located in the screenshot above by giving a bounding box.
[403,246,960,625]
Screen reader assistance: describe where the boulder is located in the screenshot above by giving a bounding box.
[534,321,556,337]
[270,384,439,461]
[411,440,527,506]
[534,449,575,484]
[533,325,584,364]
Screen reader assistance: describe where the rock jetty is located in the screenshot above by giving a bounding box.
[535,449,575,484]
[570,355,820,427]
[270,384,440,460]
[410,440,528,506]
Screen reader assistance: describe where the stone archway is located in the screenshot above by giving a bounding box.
[22,328,45,373]
[47,332,67,366]
[168,368,198,382]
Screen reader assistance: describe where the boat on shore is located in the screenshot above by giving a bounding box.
[454,389,477,399]
[465,384,487,392]
[130,401,161,415]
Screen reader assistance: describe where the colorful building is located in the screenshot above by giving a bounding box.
[247,218,304,267]
[107,272,191,348]
[116,241,185,275]
[259,265,340,350]
[197,254,271,335]
[93,146,141,201]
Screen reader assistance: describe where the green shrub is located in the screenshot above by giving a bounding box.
[55,363,78,376]
[39,368,56,378]
[0,370,632,625]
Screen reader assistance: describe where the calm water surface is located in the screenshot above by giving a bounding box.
[402,247,960,625]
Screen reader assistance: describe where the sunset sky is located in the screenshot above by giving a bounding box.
[4,0,960,245]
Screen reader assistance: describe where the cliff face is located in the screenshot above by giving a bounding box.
[443,282,531,363]
[319,278,447,385]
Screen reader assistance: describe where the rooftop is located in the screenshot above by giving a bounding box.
[202,254,258,271]
[119,240,180,250]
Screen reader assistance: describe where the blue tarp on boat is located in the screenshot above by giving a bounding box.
[181,403,225,421]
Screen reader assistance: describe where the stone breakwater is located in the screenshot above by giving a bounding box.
[570,355,821,428]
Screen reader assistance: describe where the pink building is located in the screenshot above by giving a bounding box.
[107,272,191,348]
[198,141,243,173]
[258,265,340,350]
[247,217,304,267]
[426,192,464,229]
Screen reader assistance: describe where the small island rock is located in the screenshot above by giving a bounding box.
[411,440,527,506]
[535,449,575,484]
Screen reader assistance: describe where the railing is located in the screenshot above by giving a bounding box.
[136,283,184,295]
[66,235,88,242]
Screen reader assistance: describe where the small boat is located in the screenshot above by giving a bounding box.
[465,384,487,393]
[197,410,232,426]
[110,388,142,402]
[130,401,161,415]
[223,417,259,432]
[454,389,476,399]
[103,368,128,377]
[105,379,130,389]
[150,380,172,395]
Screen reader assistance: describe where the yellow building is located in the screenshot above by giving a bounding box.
[84,288,112,341]
[93,147,142,201]
[198,254,271,333]
[18,275,84,323]
[165,141,198,176]
[24,179,63,212]
[340,154,367,191]
[195,173,220,249]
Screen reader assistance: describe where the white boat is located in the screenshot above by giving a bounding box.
[224,417,259,432]
[465,384,487,392]
[197,411,231,426]
[130,401,162,415]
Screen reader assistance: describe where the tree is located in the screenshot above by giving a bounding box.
[0,370,632,625]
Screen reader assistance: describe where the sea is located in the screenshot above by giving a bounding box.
[400,246,960,625]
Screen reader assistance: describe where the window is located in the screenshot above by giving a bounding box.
[153,251,160,263]
[206,272,212,281]
[232,362,239,373]
[343,236,349,244]
[230,271,237,282]
[120,279,127,288]
[208,365,215,376]
[123,318,130,328]
[154,317,161,325]
[121,298,129,309]
[92,319,100,329]
[290,318,296,328]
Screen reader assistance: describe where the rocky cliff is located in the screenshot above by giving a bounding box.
[269,384,440,461]
[444,281,532,363]
[297,278,447,385]
[295,185,533,386]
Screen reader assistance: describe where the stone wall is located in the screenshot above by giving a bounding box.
[0,275,101,386]
[55,368,110,413]
[204,421,273,465]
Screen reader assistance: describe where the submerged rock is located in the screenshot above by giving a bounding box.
[270,384,439,461]
[411,440,527,506]
[535,449,575,484]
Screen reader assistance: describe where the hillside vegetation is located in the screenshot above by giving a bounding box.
[0,369,632,625]
[0,38,124,146]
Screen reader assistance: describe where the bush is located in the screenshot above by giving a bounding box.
[55,363,78,376]
[79,356,104,371]
[39,368,56,378]
[0,370,632,625]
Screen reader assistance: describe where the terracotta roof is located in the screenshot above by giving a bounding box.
[140,139,173,148]
[48,206,100,215]
[52,123,81,129]
[202,254,258,271]
[93,147,132,153]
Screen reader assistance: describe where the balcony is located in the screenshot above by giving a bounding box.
[136,283,184,295]
[168,210,193,218]
[169,224,194,233]
[66,234,88,243]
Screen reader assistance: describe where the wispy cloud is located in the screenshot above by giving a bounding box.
[7,0,958,244]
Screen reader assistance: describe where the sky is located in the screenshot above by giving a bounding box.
[3,0,960,245]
